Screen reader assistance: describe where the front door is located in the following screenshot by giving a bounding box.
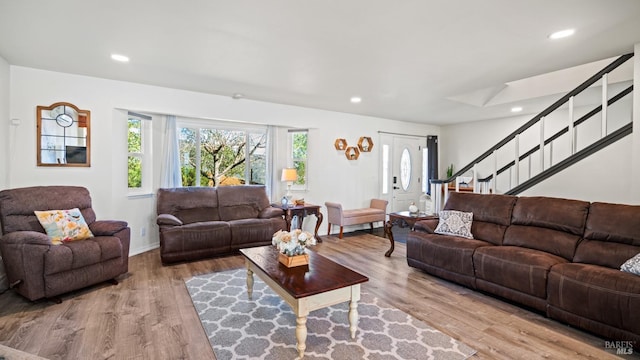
[379,134,426,213]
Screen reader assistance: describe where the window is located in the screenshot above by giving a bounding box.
[179,124,267,187]
[127,112,152,193]
[422,147,428,193]
[400,148,411,191]
[289,129,308,190]
[382,144,389,194]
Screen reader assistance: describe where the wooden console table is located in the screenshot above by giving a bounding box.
[384,211,437,257]
[272,203,323,243]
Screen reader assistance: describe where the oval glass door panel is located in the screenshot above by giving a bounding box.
[400,148,411,191]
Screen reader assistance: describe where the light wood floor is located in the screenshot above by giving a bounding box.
[0,233,636,359]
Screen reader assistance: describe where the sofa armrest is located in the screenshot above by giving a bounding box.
[1,231,52,246]
[157,214,183,226]
[370,199,388,211]
[0,231,51,301]
[89,220,129,236]
[414,219,439,233]
[259,207,284,219]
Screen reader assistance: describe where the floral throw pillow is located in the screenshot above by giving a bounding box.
[34,208,94,245]
[620,253,640,276]
[434,210,474,239]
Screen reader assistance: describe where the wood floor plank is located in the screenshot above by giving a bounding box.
[0,232,637,359]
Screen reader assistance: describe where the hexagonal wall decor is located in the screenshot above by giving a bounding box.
[334,138,347,150]
[358,136,373,152]
[345,146,360,160]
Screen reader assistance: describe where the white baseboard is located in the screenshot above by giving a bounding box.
[129,242,159,256]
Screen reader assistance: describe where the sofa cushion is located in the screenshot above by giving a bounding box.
[157,187,221,224]
[548,263,640,335]
[217,185,270,221]
[573,240,640,270]
[584,202,640,246]
[505,196,589,260]
[574,202,640,269]
[442,192,516,245]
[510,196,589,235]
[228,218,280,248]
[44,236,123,275]
[259,207,285,219]
[474,246,568,299]
[434,210,473,239]
[444,192,516,226]
[407,232,492,278]
[160,221,231,255]
[503,225,582,261]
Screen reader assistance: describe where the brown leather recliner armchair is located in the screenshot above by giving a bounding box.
[0,186,130,301]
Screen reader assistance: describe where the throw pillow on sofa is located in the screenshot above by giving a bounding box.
[621,252,640,276]
[434,210,474,239]
[34,208,94,245]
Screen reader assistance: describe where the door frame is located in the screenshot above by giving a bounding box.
[378,132,437,213]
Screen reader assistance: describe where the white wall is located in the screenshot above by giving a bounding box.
[7,66,439,255]
[633,43,640,204]
[0,55,9,190]
[0,54,8,290]
[520,136,633,203]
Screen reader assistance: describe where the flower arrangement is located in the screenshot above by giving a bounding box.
[272,229,316,256]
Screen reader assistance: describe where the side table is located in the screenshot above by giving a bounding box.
[384,211,437,257]
[272,203,324,243]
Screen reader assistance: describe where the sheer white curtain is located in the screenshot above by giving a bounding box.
[160,115,182,188]
[266,125,277,199]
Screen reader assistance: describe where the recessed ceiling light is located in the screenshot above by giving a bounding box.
[350,96,362,104]
[232,93,244,99]
[548,29,575,40]
[511,106,523,113]
[110,54,130,62]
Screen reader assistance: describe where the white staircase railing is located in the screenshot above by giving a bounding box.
[430,53,634,213]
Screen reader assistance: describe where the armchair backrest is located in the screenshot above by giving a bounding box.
[0,186,96,235]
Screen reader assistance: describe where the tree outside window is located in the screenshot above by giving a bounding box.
[127,112,152,194]
[290,130,308,189]
[127,117,142,188]
[179,127,267,187]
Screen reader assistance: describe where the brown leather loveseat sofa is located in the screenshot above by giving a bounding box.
[156,185,286,264]
[407,192,640,347]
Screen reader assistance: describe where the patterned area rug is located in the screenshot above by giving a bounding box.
[185,269,476,360]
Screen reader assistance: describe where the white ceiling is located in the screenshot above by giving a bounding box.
[1,0,639,125]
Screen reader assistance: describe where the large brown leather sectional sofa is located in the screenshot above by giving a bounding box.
[156,185,286,264]
[407,192,640,347]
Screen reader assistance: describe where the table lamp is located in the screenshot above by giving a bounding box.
[281,168,298,205]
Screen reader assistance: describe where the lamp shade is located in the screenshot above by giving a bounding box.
[281,168,298,182]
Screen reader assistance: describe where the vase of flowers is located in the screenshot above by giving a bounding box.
[272,229,316,267]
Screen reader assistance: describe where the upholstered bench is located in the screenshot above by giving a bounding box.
[325,199,388,238]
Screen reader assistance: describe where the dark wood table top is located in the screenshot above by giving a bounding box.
[240,246,368,299]
[271,203,321,210]
[389,211,437,219]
